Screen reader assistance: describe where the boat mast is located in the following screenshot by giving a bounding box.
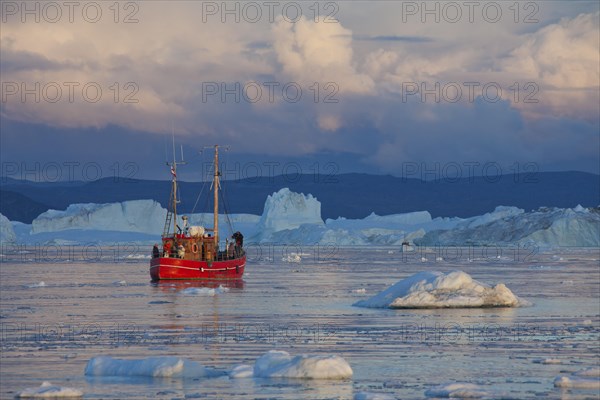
[213,145,219,248]
[171,135,178,236]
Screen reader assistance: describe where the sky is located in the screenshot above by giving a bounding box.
[1,1,599,181]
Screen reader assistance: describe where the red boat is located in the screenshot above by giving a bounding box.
[150,144,246,281]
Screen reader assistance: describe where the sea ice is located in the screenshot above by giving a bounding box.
[353,271,525,309]
[24,281,46,288]
[553,367,600,389]
[282,252,302,263]
[424,382,494,398]
[354,391,396,399]
[229,364,254,378]
[16,381,82,398]
[230,350,353,379]
[84,356,222,378]
[181,285,229,296]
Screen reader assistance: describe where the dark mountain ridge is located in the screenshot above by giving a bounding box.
[1,171,598,223]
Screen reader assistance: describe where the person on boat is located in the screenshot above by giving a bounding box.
[182,216,190,236]
[232,231,244,257]
[177,243,185,259]
[152,244,160,258]
[163,241,172,258]
[227,241,235,259]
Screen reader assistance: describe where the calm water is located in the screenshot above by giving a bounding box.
[1,246,599,399]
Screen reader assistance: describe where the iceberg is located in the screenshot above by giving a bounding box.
[14,188,600,247]
[353,271,525,309]
[84,356,222,378]
[16,381,82,398]
[417,206,600,247]
[32,200,167,234]
[253,188,324,241]
[230,350,353,379]
[0,213,16,243]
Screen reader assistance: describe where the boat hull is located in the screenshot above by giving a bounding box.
[150,255,246,281]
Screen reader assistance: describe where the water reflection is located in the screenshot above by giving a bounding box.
[151,279,246,293]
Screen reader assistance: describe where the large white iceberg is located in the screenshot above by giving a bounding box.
[84,356,222,378]
[230,350,353,379]
[253,188,324,241]
[417,206,600,247]
[32,200,167,234]
[16,188,600,247]
[354,271,525,309]
[0,213,16,243]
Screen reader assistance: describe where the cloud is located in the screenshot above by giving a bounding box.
[317,114,342,132]
[0,3,598,175]
[272,16,374,95]
[500,12,600,120]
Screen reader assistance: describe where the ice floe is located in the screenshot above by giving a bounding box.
[181,285,229,296]
[353,271,525,309]
[554,367,600,389]
[230,350,353,379]
[23,281,46,288]
[16,381,82,398]
[354,391,396,399]
[424,382,496,398]
[84,356,222,378]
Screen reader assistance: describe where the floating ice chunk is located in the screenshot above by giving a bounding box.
[113,280,127,286]
[354,391,396,399]
[553,376,600,389]
[574,367,600,377]
[553,367,600,389]
[229,364,253,378]
[230,350,352,379]
[532,358,561,364]
[424,382,493,398]
[181,286,229,296]
[282,252,302,263]
[16,381,83,398]
[84,356,222,378]
[255,350,352,379]
[353,271,525,309]
[353,288,367,294]
[24,281,46,288]
[122,254,151,260]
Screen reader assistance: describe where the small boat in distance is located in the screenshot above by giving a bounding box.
[150,145,246,281]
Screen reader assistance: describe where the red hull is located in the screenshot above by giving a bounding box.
[150,255,246,281]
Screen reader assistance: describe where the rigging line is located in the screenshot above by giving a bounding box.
[190,149,208,220]
[220,188,234,235]
[219,179,235,235]
[191,180,208,215]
